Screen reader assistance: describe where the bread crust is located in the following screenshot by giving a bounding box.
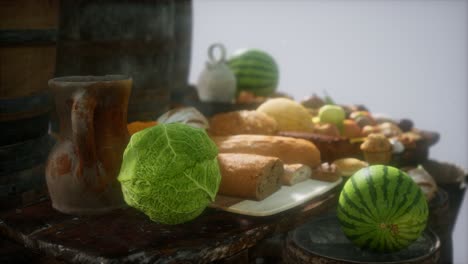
[217,153,283,200]
[281,164,311,186]
[212,135,321,168]
[209,110,278,136]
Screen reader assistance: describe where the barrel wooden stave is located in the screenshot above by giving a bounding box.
[0,134,53,209]
[0,0,58,98]
[0,0,57,149]
[0,45,56,98]
[0,0,58,30]
[0,164,48,210]
[55,0,192,122]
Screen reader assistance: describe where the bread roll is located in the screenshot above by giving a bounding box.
[312,163,341,182]
[332,158,368,177]
[212,135,321,168]
[209,110,278,136]
[217,153,283,201]
[281,164,311,186]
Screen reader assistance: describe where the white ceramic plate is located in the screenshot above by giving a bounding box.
[211,178,342,217]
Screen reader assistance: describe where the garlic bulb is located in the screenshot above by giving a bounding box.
[197,43,236,103]
[407,166,438,201]
[157,107,209,129]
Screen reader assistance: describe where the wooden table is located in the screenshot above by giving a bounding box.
[0,186,339,264]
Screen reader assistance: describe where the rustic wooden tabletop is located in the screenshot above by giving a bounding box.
[0,186,339,264]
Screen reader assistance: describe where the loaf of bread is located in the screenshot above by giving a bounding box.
[281,164,311,186]
[278,131,361,163]
[212,135,321,168]
[209,110,278,136]
[217,153,283,201]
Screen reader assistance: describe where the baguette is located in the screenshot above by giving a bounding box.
[212,135,321,168]
[217,153,283,201]
[281,164,311,186]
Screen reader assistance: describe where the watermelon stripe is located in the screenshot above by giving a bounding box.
[233,73,278,84]
[236,75,277,86]
[341,188,375,220]
[382,228,400,252]
[230,53,277,66]
[386,234,400,252]
[398,220,427,229]
[388,175,413,221]
[364,168,380,219]
[230,67,278,80]
[338,203,374,225]
[350,176,377,220]
[385,170,405,222]
[347,229,379,249]
[339,218,357,229]
[387,233,405,251]
[387,170,405,222]
[397,231,422,241]
[382,166,390,218]
[341,226,377,240]
[229,62,277,74]
[369,229,382,252]
[345,227,378,241]
[397,216,427,227]
[390,183,420,221]
[398,228,424,237]
[394,190,425,221]
[398,222,427,232]
[229,62,276,75]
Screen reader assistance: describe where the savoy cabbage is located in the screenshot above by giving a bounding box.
[118,123,221,224]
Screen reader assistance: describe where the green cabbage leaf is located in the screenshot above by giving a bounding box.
[118,123,221,224]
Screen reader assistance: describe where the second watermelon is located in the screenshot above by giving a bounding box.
[228,49,279,97]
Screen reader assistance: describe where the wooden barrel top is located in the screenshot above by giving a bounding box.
[283,214,440,264]
[0,184,339,263]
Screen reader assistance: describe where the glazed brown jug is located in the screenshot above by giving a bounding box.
[46,75,131,214]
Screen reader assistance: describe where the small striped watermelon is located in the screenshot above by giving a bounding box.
[337,165,428,253]
[227,49,279,96]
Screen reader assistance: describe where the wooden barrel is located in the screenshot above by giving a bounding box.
[0,92,52,145]
[0,135,55,209]
[55,0,193,123]
[0,0,58,145]
[427,188,450,263]
[0,0,58,98]
[283,215,440,264]
[422,160,467,264]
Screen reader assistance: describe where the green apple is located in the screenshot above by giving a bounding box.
[318,105,346,126]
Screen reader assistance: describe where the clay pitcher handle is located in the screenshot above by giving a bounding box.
[71,88,98,178]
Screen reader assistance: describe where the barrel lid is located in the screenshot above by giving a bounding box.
[287,214,440,264]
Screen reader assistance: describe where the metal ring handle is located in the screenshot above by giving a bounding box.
[208,43,227,63]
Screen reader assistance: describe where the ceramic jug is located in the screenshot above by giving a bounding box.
[46,75,131,215]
